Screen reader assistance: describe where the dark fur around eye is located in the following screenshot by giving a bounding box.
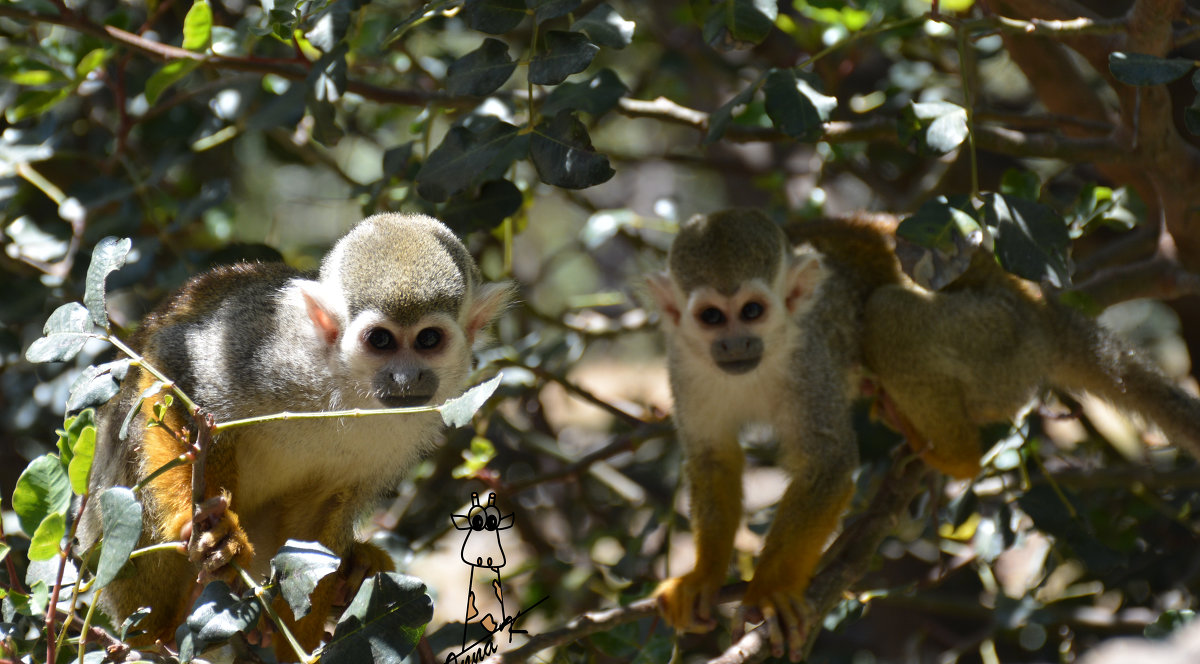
[366,327,396,350]
[698,307,725,325]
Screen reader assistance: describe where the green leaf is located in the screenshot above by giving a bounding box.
[704,0,777,50]
[182,0,213,51]
[705,73,764,143]
[901,101,969,155]
[120,380,165,441]
[440,374,503,428]
[541,68,627,117]
[441,179,524,234]
[271,540,342,620]
[763,69,834,141]
[67,424,95,496]
[464,0,527,34]
[528,0,581,23]
[416,121,522,202]
[28,512,65,560]
[897,196,980,252]
[68,359,130,414]
[305,44,348,145]
[5,88,70,122]
[321,572,434,664]
[530,111,615,189]
[446,38,516,96]
[981,192,1071,288]
[1109,52,1194,86]
[95,487,143,588]
[571,3,635,49]
[1000,169,1041,200]
[84,236,132,329]
[57,409,96,464]
[304,2,350,53]
[26,302,95,364]
[145,59,199,105]
[529,30,599,86]
[176,581,262,662]
[75,48,111,80]
[12,454,72,537]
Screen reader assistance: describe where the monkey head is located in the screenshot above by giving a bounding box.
[647,209,825,377]
[299,213,513,409]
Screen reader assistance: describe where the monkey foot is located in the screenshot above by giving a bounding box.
[654,572,720,633]
[735,587,813,662]
[184,492,253,580]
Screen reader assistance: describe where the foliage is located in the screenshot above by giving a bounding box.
[2,1,1200,663]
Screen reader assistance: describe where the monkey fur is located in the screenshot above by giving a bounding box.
[649,209,1200,660]
[76,213,512,658]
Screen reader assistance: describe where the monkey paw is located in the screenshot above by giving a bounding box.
[735,584,814,663]
[184,492,253,580]
[654,571,721,633]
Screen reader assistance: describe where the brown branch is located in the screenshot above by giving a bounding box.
[973,125,1124,161]
[1067,255,1200,308]
[501,423,672,495]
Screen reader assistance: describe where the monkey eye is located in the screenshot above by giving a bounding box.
[740,301,765,321]
[365,328,396,350]
[697,307,726,326]
[415,327,442,350]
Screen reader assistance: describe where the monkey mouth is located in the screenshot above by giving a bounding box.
[717,358,761,375]
[377,394,434,408]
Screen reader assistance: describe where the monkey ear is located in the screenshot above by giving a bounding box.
[645,272,681,326]
[299,282,343,347]
[784,252,826,315]
[466,281,515,343]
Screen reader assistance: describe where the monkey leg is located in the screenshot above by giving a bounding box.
[882,378,982,479]
[739,472,853,662]
[655,445,744,633]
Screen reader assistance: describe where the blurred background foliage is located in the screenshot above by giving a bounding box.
[3,0,1200,662]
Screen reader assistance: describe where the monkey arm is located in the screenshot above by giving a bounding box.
[655,441,744,632]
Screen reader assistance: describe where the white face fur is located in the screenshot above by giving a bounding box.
[650,249,827,377]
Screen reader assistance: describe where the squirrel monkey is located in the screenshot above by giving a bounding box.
[76,213,512,657]
[649,209,1200,660]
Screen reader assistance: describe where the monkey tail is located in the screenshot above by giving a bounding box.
[1049,302,1200,461]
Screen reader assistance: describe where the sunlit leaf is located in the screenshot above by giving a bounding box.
[28,512,65,560]
[12,454,72,536]
[95,487,142,588]
[321,572,434,664]
[571,3,635,49]
[981,192,1071,288]
[84,236,132,329]
[440,374,503,428]
[763,69,834,141]
[182,0,213,51]
[25,302,94,363]
[145,60,199,105]
[176,582,262,662]
[67,423,95,495]
[271,540,341,620]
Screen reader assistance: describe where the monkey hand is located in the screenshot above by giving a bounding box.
[655,571,722,633]
[735,580,814,662]
[184,491,253,582]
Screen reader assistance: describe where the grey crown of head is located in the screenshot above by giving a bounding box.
[669,210,785,295]
[326,213,481,325]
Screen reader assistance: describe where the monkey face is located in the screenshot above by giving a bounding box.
[679,283,779,376]
[339,309,473,409]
